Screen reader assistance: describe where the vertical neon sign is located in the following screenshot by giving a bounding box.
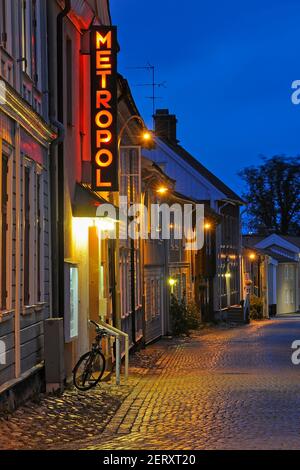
[91,26,118,191]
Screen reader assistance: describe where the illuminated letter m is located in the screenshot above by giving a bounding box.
[96,31,112,49]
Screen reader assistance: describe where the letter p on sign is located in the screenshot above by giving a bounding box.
[0,340,6,365]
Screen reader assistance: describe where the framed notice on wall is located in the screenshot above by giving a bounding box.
[64,262,79,342]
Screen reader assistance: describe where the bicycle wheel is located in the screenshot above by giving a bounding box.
[73,350,106,391]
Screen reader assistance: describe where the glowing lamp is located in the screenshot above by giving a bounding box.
[142,131,152,141]
[157,186,168,195]
[168,278,177,287]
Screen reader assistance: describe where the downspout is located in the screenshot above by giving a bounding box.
[57,0,71,317]
[49,119,65,317]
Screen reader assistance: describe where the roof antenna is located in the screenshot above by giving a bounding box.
[127,63,166,128]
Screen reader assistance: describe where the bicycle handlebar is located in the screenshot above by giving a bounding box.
[89,320,108,336]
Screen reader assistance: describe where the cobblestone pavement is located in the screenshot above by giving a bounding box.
[82,316,300,450]
[1,317,300,450]
[0,379,139,450]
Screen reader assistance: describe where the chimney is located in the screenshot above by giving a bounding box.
[154,109,178,144]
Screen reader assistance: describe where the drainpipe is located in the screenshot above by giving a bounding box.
[57,0,71,317]
[49,119,65,317]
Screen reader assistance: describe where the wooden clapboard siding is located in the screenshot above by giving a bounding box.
[0,317,14,337]
[0,364,15,386]
[20,320,44,373]
[20,321,43,344]
[21,336,43,361]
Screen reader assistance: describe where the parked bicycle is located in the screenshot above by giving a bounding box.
[73,320,107,391]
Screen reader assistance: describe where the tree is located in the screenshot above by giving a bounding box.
[239,155,300,235]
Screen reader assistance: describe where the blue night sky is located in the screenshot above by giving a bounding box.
[110,0,300,195]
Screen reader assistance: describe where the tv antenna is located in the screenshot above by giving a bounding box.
[127,63,166,128]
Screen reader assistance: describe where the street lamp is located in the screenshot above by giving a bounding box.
[118,115,152,151]
[156,186,169,195]
[168,277,177,294]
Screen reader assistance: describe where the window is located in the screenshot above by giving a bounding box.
[36,173,41,302]
[21,0,28,72]
[1,154,8,310]
[24,166,31,305]
[120,250,131,318]
[290,289,294,305]
[145,273,162,321]
[284,265,294,281]
[284,266,288,280]
[155,278,161,318]
[0,0,7,48]
[0,59,5,79]
[31,0,38,83]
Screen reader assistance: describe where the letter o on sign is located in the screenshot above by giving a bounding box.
[95,149,113,167]
[95,110,113,128]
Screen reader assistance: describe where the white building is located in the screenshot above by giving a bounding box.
[243,234,300,315]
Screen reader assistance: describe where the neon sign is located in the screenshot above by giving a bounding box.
[91,26,118,191]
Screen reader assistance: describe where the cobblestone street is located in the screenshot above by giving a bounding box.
[1,317,300,450]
